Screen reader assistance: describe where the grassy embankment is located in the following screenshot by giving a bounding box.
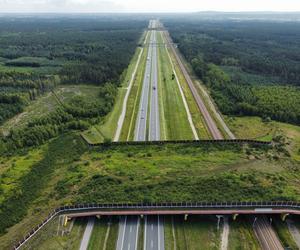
[271,216,299,250]
[228,216,261,250]
[165,215,220,250]
[162,32,211,139]
[157,31,194,140]
[87,217,118,250]
[22,217,87,250]
[171,42,233,139]
[82,42,146,143]
[225,116,300,161]
[1,133,300,248]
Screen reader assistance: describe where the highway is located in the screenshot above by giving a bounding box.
[254,216,284,250]
[149,30,160,141]
[119,20,164,250]
[134,30,153,141]
[144,216,164,250]
[116,216,140,250]
[79,217,95,250]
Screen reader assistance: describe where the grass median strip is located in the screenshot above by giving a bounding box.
[157,31,195,140]
[162,32,211,139]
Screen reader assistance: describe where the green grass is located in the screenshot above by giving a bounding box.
[1,84,102,135]
[163,33,211,139]
[157,31,194,140]
[169,215,220,250]
[81,126,104,145]
[164,216,176,250]
[105,217,118,250]
[88,217,110,250]
[120,42,149,141]
[87,47,144,142]
[272,216,299,250]
[22,217,87,250]
[1,134,300,248]
[225,116,300,161]
[228,216,261,250]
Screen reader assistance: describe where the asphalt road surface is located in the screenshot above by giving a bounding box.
[144,216,164,250]
[116,216,140,250]
[149,31,160,141]
[79,217,95,250]
[118,20,164,250]
[134,30,154,141]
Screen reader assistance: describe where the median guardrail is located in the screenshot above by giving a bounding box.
[13,201,299,249]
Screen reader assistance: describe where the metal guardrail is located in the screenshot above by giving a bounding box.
[13,201,299,249]
[86,139,271,147]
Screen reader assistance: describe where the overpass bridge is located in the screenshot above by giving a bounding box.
[60,201,300,218]
[14,201,300,249]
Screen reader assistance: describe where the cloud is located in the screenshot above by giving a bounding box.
[0,0,125,12]
[0,0,300,12]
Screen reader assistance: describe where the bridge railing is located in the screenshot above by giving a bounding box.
[14,201,300,249]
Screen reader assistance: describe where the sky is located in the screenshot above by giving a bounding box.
[0,0,300,13]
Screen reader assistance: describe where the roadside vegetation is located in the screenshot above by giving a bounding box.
[166,19,300,126]
[164,215,220,250]
[1,133,300,248]
[271,216,300,250]
[0,16,145,151]
[228,216,261,250]
[157,31,194,140]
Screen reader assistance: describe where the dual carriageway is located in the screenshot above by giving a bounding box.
[15,20,298,250]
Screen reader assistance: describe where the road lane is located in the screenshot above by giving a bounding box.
[134,30,154,141]
[144,215,164,250]
[117,216,140,250]
[149,31,160,141]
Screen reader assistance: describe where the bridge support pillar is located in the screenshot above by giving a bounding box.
[184,214,188,221]
[281,213,289,221]
[216,215,224,230]
[96,215,101,219]
[63,216,69,227]
[140,215,144,219]
[233,214,239,220]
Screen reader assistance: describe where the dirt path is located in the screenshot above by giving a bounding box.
[221,217,229,250]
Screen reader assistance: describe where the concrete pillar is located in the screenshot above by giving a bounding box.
[281,213,289,221]
[184,214,188,221]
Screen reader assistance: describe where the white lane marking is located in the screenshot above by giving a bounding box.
[128,243,131,250]
[130,225,132,233]
[114,47,144,142]
[151,240,154,249]
[121,216,127,250]
[134,217,140,250]
[144,216,147,250]
[158,216,161,250]
[79,217,95,250]
[161,31,199,140]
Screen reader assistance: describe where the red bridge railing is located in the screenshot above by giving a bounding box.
[13,201,299,249]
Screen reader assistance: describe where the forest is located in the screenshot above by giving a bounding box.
[165,19,300,125]
[0,16,146,151]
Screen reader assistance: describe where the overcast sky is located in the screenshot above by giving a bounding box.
[1,0,300,13]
